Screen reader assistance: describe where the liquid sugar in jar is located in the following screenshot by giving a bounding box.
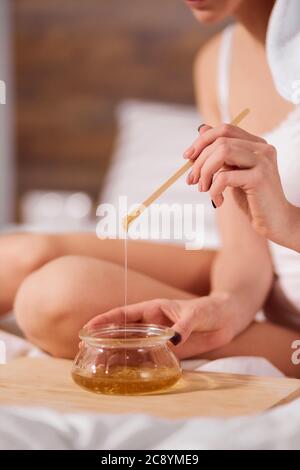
[72,323,182,395]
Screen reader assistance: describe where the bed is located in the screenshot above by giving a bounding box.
[1,99,300,450]
[1,346,300,450]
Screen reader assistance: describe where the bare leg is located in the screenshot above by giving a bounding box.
[176,321,300,378]
[14,252,300,377]
[14,255,196,358]
[0,233,61,315]
[43,233,215,296]
[0,232,215,316]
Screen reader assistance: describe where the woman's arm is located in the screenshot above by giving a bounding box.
[87,38,276,352]
[283,204,300,252]
[193,37,300,254]
[211,189,274,336]
[195,38,274,335]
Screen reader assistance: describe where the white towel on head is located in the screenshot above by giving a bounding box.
[267,0,300,104]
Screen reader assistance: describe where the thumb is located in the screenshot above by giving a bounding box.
[198,123,212,135]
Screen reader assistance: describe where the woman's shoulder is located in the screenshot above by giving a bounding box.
[194,32,224,125]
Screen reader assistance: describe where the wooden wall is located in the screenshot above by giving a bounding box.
[13,0,218,213]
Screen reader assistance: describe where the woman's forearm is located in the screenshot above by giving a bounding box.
[210,246,274,331]
[282,203,300,253]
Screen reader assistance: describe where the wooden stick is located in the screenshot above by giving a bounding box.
[124,108,250,231]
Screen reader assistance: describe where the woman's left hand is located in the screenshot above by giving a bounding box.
[85,294,239,353]
[184,124,300,249]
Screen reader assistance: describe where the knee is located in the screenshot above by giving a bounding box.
[14,256,84,358]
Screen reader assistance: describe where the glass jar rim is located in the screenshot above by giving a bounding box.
[79,323,175,348]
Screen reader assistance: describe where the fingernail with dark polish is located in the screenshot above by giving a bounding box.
[187,171,193,185]
[211,200,216,209]
[170,332,182,346]
[198,124,206,133]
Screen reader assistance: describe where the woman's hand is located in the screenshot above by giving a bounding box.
[86,292,248,354]
[184,124,300,250]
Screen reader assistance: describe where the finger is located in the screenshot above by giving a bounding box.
[186,170,194,185]
[192,125,266,161]
[174,328,234,357]
[85,309,128,327]
[184,124,265,162]
[210,168,255,208]
[211,191,224,209]
[200,141,257,191]
[172,309,199,344]
[143,306,173,327]
[191,138,260,187]
[190,138,219,185]
[184,124,212,160]
[188,124,212,185]
[198,124,212,135]
[85,302,150,328]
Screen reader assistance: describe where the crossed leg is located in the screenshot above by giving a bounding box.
[2,232,300,377]
[13,250,300,378]
[0,231,212,354]
[0,231,214,317]
[14,255,196,357]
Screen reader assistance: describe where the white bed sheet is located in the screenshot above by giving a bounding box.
[1,398,300,450]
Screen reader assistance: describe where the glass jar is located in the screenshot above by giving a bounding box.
[72,323,182,395]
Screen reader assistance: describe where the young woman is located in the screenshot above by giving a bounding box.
[2,0,300,376]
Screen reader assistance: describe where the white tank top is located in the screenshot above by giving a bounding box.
[218,25,300,309]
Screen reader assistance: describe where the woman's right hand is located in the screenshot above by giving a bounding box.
[184,123,300,250]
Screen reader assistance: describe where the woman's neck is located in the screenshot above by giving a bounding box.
[234,0,276,44]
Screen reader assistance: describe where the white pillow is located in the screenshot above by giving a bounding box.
[100,100,219,248]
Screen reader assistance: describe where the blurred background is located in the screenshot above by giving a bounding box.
[0,0,222,231]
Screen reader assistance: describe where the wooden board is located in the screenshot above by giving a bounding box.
[0,358,300,418]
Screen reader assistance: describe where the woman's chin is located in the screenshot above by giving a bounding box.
[191,9,224,24]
